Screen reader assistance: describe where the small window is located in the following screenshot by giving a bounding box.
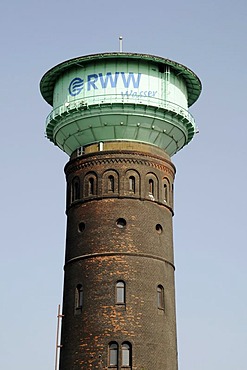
[157,285,164,310]
[89,177,94,195]
[71,177,80,202]
[75,284,83,310]
[156,224,163,234]
[84,172,97,197]
[116,281,125,304]
[129,176,135,192]
[109,342,118,367]
[108,175,114,192]
[103,171,119,195]
[125,170,140,196]
[121,342,132,367]
[171,183,174,207]
[78,222,85,233]
[149,179,154,195]
[147,174,158,201]
[116,218,126,229]
[164,183,168,202]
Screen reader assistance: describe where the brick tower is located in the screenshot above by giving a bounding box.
[40,52,201,370]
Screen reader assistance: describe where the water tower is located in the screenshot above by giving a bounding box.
[40,52,201,370]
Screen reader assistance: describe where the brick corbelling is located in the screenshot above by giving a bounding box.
[65,151,175,178]
[64,252,175,270]
[65,149,175,212]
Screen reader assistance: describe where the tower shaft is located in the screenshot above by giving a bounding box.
[60,142,177,370]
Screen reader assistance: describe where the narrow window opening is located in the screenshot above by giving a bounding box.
[171,183,174,207]
[149,179,154,195]
[129,176,135,193]
[75,284,83,310]
[108,175,115,192]
[71,177,80,202]
[89,177,94,195]
[121,342,131,367]
[109,342,118,367]
[157,285,165,310]
[164,184,168,202]
[74,181,79,199]
[116,281,125,304]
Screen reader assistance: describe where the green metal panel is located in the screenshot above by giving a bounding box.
[40,52,201,156]
[52,62,188,111]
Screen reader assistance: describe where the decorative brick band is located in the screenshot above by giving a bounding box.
[65,152,175,178]
[64,252,175,270]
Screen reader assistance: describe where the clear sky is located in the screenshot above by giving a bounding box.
[1,0,247,369]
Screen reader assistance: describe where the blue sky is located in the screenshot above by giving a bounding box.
[1,0,247,369]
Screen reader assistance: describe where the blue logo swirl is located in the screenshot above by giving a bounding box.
[69,77,84,96]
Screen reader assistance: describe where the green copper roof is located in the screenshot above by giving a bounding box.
[40,52,202,107]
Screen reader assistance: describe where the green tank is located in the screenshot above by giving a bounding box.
[40,52,201,156]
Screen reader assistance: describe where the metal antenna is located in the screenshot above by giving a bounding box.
[119,36,123,52]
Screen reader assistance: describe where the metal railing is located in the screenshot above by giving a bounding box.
[46,94,195,128]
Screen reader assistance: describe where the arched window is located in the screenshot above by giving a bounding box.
[129,176,135,193]
[109,342,118,367]
[149,179,154,195]
[103,171,119,195]
[84,172,97,198]
[116,281,125,304]
[108,175,115,192]
[157,285,164,310]
[121,342,132,367]
[163,178,170,204]
[146,174,159,201]
[171,183,174,207]
[163,183,168,202]
[89,177,94,195]
[71,177,80,202]
[75,284,83,310]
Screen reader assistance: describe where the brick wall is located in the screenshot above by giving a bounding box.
[59,142,178,370]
